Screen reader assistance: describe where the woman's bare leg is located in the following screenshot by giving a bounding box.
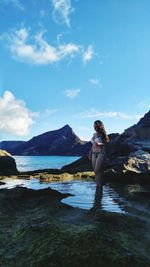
[94,153,104,187]
[91,154,97,185]
[91,154,96,171]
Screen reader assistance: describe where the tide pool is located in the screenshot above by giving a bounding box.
[0,177,126,213]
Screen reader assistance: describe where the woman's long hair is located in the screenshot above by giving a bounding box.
[94,120,108,144]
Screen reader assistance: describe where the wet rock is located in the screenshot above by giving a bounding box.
[0,186,150,267]
[124,150,150,173]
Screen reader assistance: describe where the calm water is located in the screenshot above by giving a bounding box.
[13,156,80,172]
[0,177,126,214]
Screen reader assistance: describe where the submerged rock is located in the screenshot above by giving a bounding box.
[0,185,150,267]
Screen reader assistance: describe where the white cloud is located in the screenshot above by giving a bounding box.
[3,27,89,65]
[75,109,142,120]
[64,88,80,99]
[0,0,24,10]
[0,91,36,136]
[89,78,102,87]
[51,0,74,28]
[83,45,94,64]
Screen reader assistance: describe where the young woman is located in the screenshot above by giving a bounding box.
[89,120,110,187]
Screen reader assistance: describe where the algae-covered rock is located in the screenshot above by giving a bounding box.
[0,186,150,267]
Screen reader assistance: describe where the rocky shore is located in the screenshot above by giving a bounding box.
[1,111,150,184]
[0,110,150,266]
[0,185,150,267]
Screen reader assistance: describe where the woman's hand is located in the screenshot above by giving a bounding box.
[94,142,103,147]
[96,142,103,146]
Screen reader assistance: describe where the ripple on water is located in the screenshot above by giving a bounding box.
[0,178,126,214]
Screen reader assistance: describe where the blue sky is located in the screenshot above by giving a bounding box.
[0,0,149,141]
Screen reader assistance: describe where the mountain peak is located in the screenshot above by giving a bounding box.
[62,124,72,130]
[59,124,74,134]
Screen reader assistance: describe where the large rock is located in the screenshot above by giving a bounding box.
[0,149,18,175]
[61,155,92,173]
[62,111,150,181]
[124,150,150,173]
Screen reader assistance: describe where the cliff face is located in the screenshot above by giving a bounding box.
[107,110,150,157]
[0,125,91,156]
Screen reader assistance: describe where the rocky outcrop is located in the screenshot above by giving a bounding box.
[0,149,18,175]
[0,125,91,156]
[109,110,150,157]
[63,111,150,181]
[123,150,150,173]
[61,155,93,173]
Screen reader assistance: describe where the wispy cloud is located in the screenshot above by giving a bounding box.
[1,26,94,65]
[83,45,95,64]
[0,0,24,10]
[64,88,80,99]
[75,109,142,120]
[89,78,102,88]
[0,91,37,136]
[51,0,74,28]
[137,99,150,109]
[42,108,60,117]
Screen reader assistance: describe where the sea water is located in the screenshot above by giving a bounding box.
[13,155,80,172]
[0,177,126,213]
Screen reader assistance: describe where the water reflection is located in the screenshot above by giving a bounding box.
[0,178,125,213]
[91,186,103,211]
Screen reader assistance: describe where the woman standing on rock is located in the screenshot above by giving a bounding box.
[89,120,110,187]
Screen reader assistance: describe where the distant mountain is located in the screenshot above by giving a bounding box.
[0,125,91,156]
[0,141,26,154]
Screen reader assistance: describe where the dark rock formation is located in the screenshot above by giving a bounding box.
[0,125,91,156]
[63,111,150,180]
[62,155,92,173]
[1,185,150,267]
[0,149,18,175]
[109,110,150,157]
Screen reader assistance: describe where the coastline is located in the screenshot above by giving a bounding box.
[0,167,149,184]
